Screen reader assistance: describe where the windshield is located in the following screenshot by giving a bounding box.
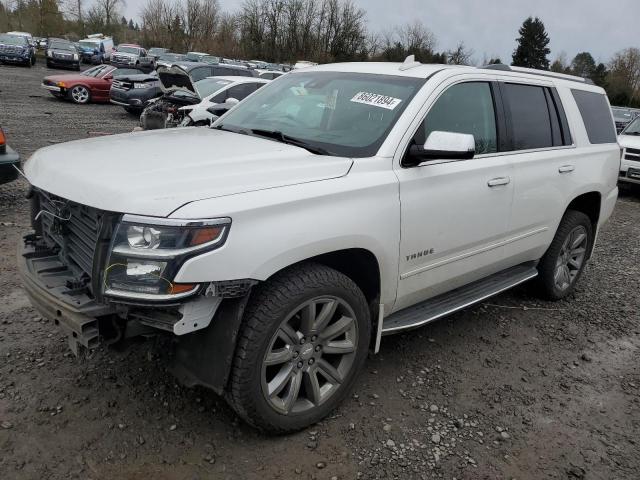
[79,41,98,49]
[202,55,220,64]
[194,78,232,98]
[82,65,111,77]
[50,42,75,51]
[0,34,27,46]
[117,46,139,55]
[215,71,424,157]
[149,48,166,54]
[622,117,640,135]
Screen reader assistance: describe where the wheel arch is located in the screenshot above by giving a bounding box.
[565,191,601,257]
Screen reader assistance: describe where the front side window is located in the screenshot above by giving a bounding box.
[226,83,258,101]
[416,82,498,155]
[216,71,425,157]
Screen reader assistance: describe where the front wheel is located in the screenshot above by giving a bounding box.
[227,264,371,433]
[537,210,593,300]
[69,85,90,104]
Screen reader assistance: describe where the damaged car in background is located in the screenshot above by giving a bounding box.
[110,71,162,115]
[179,76,268,127]
[140,64,258,129]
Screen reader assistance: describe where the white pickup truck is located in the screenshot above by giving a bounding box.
[19,58,619,432]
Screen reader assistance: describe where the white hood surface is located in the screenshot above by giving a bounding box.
[25,128,353,217]
[619,133,640,150]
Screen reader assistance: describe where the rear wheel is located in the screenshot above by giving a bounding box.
[69,85,90,104]
[537,210,593,300]
[227,264,371,433]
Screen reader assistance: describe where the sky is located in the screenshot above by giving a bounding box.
[123,0,638,64]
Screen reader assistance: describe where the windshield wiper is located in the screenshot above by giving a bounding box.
[249,129,330,155]
[213,124,249,135]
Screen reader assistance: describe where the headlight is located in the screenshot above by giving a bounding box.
[134,83,153,89]
[73,53,79,60]
[47,50,53,57]
[103,215,230,301]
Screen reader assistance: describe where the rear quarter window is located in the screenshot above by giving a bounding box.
[571,90,617,144]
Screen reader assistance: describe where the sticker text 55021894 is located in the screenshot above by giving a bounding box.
[350,92,402,110]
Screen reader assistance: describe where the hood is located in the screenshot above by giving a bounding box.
[113,51,137,58]
[619,133,640,149]
[24,128,353,217]
[157,65,196,94]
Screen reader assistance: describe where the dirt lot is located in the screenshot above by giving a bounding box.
[1,62,639,480]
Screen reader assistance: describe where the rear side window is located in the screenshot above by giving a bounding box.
[503,84,553,150]
[571,90,617,144]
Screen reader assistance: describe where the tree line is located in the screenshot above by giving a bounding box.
[1,1,639,106]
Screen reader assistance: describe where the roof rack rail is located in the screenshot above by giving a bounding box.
[399,54,422,71]
[481,64,594,85]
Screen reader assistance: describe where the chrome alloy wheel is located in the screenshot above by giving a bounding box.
[554,225,588,291]
[70,86,89,104]
[261,296,358,415]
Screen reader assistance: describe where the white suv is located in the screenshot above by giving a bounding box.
[19,58,619,432]
[618,116,640,184]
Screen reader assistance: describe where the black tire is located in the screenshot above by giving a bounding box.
[227,263,371,433]
[536,210,593,300]
[124,106,142,115]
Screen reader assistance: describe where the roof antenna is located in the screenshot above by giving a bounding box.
[399,54,421,71]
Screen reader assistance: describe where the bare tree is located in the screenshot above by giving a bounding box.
[446,41,473,65]
[608,48,640,103]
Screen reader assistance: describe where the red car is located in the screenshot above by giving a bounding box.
[41,64,145,104]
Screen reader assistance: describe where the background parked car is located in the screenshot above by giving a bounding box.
[0,127,20,185]
[77,35,113,64]
[618,116,640,185]
[46,40,80,70]
[110,71,162,114]
[612,106,640,133]
[185,51,210,62]
[0,33,34,67]
[148,47,170,61]
[180,76,269,126]
[141,64,258,129]
[42,64,145,104]
[155,53,186,69]
[111,44,154,71]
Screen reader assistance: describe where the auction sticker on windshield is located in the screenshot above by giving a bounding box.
[350,92,402,110]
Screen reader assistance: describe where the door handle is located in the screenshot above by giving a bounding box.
[559,165,575,174]
[487,177,511,187]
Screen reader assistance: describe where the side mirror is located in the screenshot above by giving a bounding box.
[403,131,475,167]
[206,98,239,117]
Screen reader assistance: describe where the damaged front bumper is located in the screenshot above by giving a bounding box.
[18,237,224,354]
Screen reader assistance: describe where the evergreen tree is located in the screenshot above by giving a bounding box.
[512,17,551,70]
[571,52,597,78]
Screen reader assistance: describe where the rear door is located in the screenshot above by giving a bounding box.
[497,80,578,266]
[393,77,515,311]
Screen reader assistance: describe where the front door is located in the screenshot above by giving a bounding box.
[393,80,514,312]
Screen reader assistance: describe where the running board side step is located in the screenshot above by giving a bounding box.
[382,264,538,335]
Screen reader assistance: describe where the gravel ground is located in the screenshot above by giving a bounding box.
[1,63,640,480]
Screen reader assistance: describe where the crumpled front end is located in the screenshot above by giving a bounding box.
[18,188,240,356]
